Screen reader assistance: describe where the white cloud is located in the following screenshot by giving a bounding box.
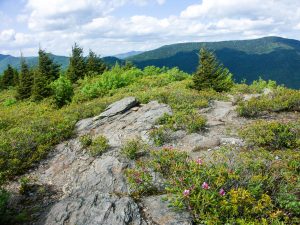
[1,0,300,56]
[0,29,16,42]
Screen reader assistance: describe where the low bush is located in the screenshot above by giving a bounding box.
[239,120,300,150]
[157,111,206,133]
[233,78,278,94]
[237,87,300,117]
[79,134,93,148]
[149,127,170,147]
[88,135,110,157]
[121,139,145,160]
[126,147,300,224]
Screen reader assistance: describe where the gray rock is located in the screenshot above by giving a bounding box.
[40,98,175,225]
[94,97,138,120]
[142,195,193,225]
[220,137,244,146]
[45,193,143,225]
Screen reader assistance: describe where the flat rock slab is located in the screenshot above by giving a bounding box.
[142,195,193,225]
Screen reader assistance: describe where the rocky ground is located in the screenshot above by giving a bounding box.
[7,92,290,225]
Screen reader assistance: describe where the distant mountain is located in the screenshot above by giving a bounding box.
[1,37,300,88]
[114,51,144,59]
[128,36,300,89]
[0,54,69,73]
[0,55,123,74]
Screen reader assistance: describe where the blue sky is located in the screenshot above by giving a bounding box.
[1,0,300,56]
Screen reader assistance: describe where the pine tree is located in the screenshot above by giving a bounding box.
[16,57,33,100]
[86,50,107,75]
[67,43,86,82]
[13,68,19,86]
[193,48,234,92]
[32,49,60,101]
[1,64,15,89]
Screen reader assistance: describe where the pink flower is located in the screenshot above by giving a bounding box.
[195,158,203,165]
[183,189,190,197]
[202,182,210,190]
[219,188,226,196]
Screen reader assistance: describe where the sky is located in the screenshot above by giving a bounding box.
[0,0,300,56]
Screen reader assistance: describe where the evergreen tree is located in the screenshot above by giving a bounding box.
[86,50,107,75]
[193,48,234,92]
[67,43,86,82]
[13,69,19,86]
[32,49,60,101]
[16,57,33,100]
[1,64,15,89]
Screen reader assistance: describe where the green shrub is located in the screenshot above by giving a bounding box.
[233,78,278,94]
[3,98,17,107]
[88,135,109,157]
[50,76,74,107]
[79,134,93,148]
[19,177,32,195]
[237,87,300,117]
[239,120,300,150]
[126,147,300,224]
[0,189,9,220]
[156,111,206,133]
[149,127,170,146]
[125,162,157,197]
[121,139,144,160]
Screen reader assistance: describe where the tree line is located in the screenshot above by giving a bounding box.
[0,43,107,106]
[0,46,234,106]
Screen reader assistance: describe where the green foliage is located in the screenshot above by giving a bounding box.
[67,43,86,82]
[3,98,17,107]
[233,78,278,94]
[126,147,300,224]
[79,134,93,148]
[193,48,234,92]
[86,50,107,75]
[32,49,60,101]
[239,120,300,150]
[50,75,74,107]
[1,65,15,89]
[237,87,300,117]
[16,57,33,100]
[121,139,145,160]
[88,135,110,157]
[157,111,206,133]
[125,162,157,197]
[0,189,9,223]
[19,177,32,195]
[149,127,170,146]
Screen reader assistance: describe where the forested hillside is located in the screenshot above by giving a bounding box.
[128,36,300,88]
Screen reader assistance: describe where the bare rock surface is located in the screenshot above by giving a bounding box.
[141,195,193,225]
[14,97,173,225]
[171,100,245,153]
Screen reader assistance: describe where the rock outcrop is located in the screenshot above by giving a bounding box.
[30,97,194,225]
[10,97,248,225]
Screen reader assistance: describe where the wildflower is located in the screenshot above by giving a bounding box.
[202,182,210,190]
[183,189,190,197]
[196,158,203,165]
[135,178,143,184]
[219,188,226,196]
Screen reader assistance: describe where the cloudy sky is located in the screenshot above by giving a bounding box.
[1,0,300,56]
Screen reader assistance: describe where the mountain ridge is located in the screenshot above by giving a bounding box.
[1,36,300,88]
